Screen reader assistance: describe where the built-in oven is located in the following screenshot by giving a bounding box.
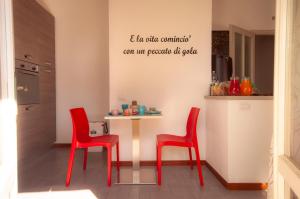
[15,59,40,105]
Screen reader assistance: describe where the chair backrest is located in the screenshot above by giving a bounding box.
[185,107,200,142]
[70,108,90,143]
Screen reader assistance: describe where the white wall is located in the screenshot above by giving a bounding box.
[109,0,212,160]
[37,0,109,143]
[212,0,275,30]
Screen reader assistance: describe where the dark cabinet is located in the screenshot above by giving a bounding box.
[14,0,56,165]
[39,66,56,144]
[17,105,43,163]
[13,0,55,67]
[35,5,55,67]
[13,0,39,63]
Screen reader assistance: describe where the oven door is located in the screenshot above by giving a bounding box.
[15,69,39,105]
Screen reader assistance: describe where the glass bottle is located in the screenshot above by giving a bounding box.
[240,77,252,96]
[210,71,217,96]
[229,77,240,96]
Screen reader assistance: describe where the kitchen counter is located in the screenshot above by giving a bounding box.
[205,96,273,100]
[205,96,273,186]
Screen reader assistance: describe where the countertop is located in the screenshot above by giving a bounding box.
[204,96,273,100]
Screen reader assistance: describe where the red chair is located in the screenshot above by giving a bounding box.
[66,107,120,187]
[156,107,204,186]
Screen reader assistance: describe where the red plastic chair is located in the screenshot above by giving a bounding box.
[156,107,204,186]
[66,107,120,187]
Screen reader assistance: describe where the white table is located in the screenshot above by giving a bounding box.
[104,114,162,184]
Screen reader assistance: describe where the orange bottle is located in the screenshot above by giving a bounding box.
[240,77,252,96]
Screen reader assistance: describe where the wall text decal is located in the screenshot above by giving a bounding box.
[123,34,198,57]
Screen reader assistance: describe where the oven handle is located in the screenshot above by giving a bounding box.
[17,70,39,76]
[43,69,52,73]
[16,86,24,91]
[16,86,29,92]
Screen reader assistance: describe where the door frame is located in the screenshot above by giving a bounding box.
[229,24,255,81]
[273,0,300,198]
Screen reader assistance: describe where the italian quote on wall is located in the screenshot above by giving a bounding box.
[123,34,198,57]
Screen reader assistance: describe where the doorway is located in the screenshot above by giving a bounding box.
[255,34,275,96]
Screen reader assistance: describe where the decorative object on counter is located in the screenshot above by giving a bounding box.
[209,82,215,96]
[149,107,156,112]
[211,82,228,96]
[251,82,261,96]
[123,108,132,116]
[111,109,120,116]
[211,82,220,96]
[147,107,161,114]
[223,81,230,95]
[210,71,217,96]
[131,100,138,115]
[229,77,240,96]
[138,105,146,115]
[121,104,129,112]
[240,77,253,96]
[210,69,230,96]
[131,105,138,115]
[146,110,161,115]
[111,101,162,116]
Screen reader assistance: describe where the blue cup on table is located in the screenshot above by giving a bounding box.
[138,105,146,115]
[121,104,129,112]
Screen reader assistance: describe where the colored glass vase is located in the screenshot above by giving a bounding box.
[229,77,240,96]
[240,77,252,96]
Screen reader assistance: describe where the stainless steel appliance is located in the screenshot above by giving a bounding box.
[212,54,233,82]
[15,59,40,105]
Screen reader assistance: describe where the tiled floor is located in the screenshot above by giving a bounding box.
[18,147,267,199]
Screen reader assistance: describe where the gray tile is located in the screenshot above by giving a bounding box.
[18,148,267,199]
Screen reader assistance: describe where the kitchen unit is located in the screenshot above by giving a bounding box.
[205,96,273,189]
[14,0,56,168]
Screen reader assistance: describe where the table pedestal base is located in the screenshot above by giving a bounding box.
[116,167,156,185]
[103,116,162,185]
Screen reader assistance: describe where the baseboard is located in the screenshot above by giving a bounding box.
[52,143,71,147]
[112,160,206,166]
[112,160,268,190]
[53,144,268,190]
[205,161,268,190]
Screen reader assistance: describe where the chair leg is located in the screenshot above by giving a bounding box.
[156,145,158,171]
[66,145,76,187]
[83,148,88,170]
[157,145,162,185]
[116,142,120,171]
[188,147,193,170]
[194,145,204,186]
[107,146,112,186]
